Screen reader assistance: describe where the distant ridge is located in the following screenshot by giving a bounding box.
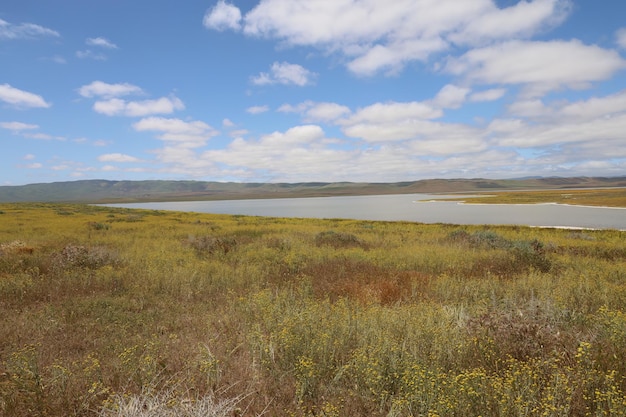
[0,176,625,203]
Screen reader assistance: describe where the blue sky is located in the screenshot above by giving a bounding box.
[1,0,625,185]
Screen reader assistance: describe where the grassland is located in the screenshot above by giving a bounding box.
[1,203,625,416]
[442,188,626,208]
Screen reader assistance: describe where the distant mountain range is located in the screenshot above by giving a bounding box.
[0,176,625,203]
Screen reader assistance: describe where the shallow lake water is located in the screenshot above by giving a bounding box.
[103,193,626,230]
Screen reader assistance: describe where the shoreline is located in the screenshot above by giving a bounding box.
[415,199,626,210]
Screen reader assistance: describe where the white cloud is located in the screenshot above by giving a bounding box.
[617,28,626,49]
[23,154,36,160]
[507,89,626,123]
[448,0,571,46]
[76,50,107,60]
[557,90,626,121]
[341,101,442,127]
[229,129,249,137]
[203,0,242,31]
[86,37,118,49]
[305,102,351,122]
[200,125,346,179]
[247,105,269,114]
[22,132,65,141]
[98,153,141,163]
[0,18,59,40]
[445,40,626,97]
[222,118,235,127]
[78,81,144,98]
[469,88,506,102]
[259,125,325,147]
[346,38,448,76]
[0,121,39,131]
[431,84,470,109]
[93,98,126,116]
[229,0,572,76]
[25,163,43,169]
[133,117,218,147]
[494,114,626,148]
[93,96,185,117]
[251,62,317,86]
[0,84,51,108]
[278,101,351,122]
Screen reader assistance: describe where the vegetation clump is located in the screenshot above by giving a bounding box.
[314,230,366,249]
[185,235,239,255]
[53,244,120,270]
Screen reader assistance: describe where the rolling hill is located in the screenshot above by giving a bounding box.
[0,176,625,203]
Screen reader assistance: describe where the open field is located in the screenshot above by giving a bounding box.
[1,203,626,416]
[441,188,626,208]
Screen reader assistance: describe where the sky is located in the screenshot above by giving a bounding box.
[1,0,626,185]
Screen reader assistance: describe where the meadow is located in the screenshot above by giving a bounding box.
[1,203,625,416]
[443,188,626,208]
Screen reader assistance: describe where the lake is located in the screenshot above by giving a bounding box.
[103,193,626,230]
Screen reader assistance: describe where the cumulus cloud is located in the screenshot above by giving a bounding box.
[346,38,448,76]
[97,153,141,163]
[278,101,351,122]
[507,89,626,123]
[203,0,242,31]
[304,102,351,122]
[133,117,218,148]
[78,81,143,98]
[448,0,571,46]
[0,84,51,108]
[86,37,118,49]
[93,96,185,117]
[469,88,506,102]
[204,0,572,76]
[445,40,626,97]
[200,125,348,180]
[0,18,59,40]
[251,62,317,86]
[246,105,269,114]
[431,84,470,109]
[341,101,442,127]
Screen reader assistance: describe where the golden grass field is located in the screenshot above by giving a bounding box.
[1,202,625,416]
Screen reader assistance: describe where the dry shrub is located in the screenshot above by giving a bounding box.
[303,259,425,304]
[314,231,366,249]
[466,302,578,362]
[52,244,120,270]
[0,240,34,255]
[185,235,238,255]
